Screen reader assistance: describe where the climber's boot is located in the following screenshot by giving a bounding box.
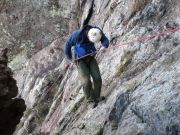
[95,96,106,104]
[87,99,98,109]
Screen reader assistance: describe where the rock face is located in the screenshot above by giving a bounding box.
[14,39,65,108]
[0,48,26,135]
[0,0,70,57]
[7,0,180,135]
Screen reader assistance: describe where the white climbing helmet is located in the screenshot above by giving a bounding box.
[88,28,102,43]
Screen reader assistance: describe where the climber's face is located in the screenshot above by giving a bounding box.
[87,28,102,43]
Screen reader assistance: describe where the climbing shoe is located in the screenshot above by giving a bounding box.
[88,102,98,109]
[87,100,98,109]
[95,96,106,103]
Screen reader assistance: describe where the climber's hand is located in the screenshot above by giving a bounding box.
[100,46,107,53]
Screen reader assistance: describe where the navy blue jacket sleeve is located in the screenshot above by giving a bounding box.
[64,35,73,61]
[101,32,109,48]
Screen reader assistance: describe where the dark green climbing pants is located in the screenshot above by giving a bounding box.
[77,56,102,102]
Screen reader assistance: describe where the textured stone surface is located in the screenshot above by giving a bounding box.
[10,0,180,134]
[0,0,76,76]
[14,39,65,108]
[0,48,26,135]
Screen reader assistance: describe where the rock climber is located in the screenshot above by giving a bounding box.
[64,24,109,108]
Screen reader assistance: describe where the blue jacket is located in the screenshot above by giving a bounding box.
[64,25,109,61]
